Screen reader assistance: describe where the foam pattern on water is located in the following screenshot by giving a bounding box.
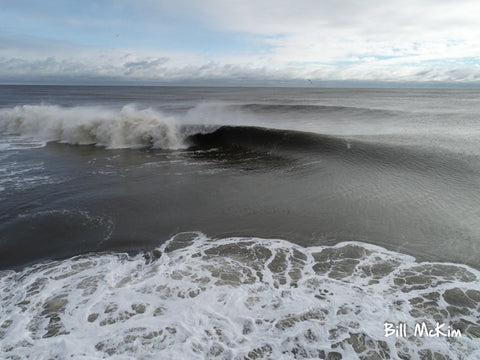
[0,134,46,151]
[1,233,479,359]
[0,153,61,196]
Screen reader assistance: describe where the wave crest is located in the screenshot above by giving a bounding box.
[0,104,183,149]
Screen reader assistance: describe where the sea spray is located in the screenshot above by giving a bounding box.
[0,104,184,149]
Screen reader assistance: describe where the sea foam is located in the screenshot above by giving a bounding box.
[1,233,479,359]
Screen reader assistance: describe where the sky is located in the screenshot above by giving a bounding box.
[1,0,480,86]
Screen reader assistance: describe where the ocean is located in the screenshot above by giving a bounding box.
[0,85,479,359]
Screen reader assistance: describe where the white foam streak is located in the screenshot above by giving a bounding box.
[0,104,184,150]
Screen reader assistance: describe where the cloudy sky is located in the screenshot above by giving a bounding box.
[1,0,480,86]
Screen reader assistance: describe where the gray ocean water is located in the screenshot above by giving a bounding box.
[1,86,480,359]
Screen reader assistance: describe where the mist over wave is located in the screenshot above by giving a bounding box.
[0,104,184,149]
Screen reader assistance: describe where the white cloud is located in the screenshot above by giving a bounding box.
[1,1,480,85]
[177,0,480,38]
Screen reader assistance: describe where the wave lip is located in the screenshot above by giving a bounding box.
[236,103,401,117]
[0,104,184,150]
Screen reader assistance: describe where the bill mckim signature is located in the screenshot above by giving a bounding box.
[384,322,462,338]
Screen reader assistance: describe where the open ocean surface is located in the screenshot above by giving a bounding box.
[1,85,480,359]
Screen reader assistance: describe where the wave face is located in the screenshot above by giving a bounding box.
[1,233,479,359]
[186,125,347,153]
[0,104,183,149]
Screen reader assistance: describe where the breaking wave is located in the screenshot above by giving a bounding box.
[0,104,184,149]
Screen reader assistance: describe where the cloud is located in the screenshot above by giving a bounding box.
[123,58,169,76]
[1,52,479,86]
[176,0,480,38]
[1,1,480,85]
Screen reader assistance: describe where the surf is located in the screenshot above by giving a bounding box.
[1,233,479,359]
[0,104,183,150]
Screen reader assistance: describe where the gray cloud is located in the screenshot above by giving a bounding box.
[1,53,479,86]
[123,58,169,75]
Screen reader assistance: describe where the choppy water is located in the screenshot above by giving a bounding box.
[1,86,480,359]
